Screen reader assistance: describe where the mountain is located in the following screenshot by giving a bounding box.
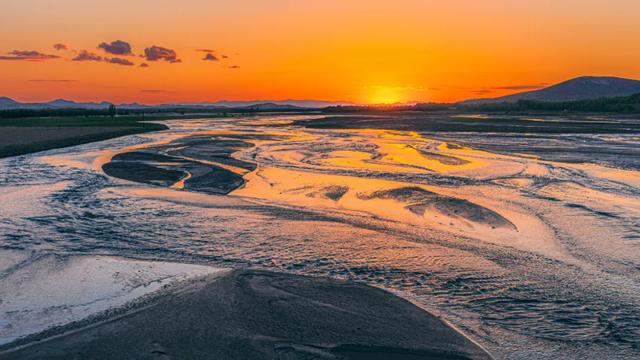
[46,99,113,109]
[240,103,301,110]
[0,97,20,109]
[173,100,354,108]
[0,98,115,110]
[461,76,640,105]
[0,98,353,110]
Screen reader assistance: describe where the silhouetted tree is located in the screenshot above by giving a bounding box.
[108,104,117,117]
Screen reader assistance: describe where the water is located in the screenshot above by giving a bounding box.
[1,115,639,359]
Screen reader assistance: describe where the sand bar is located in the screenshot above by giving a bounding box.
[2,268,493,360]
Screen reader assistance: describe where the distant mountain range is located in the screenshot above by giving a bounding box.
[4,76,640,111]
[172,100,354,108]
[460,76,640,105]
[0,98,354,110]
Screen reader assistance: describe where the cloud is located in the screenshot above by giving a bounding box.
[139,62,149,68]
[227,65,240,69]
[471,89,493,95]
[0,50,60,61]
[106,57,135,66]
[468,83,549,96]
[140,89,169,93]
[28,79,75,82]
[72,50,103,62]
[197,49,230,60]
[98,40,132,56]
[72,50,136,66]
[489,83,548,91]
[143,46,181,63]
[53,43,68,51]
[365,85,425,91]
[202,53,219,61]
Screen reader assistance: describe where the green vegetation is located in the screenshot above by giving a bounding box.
[108,104,117,118]
[1,115,174,127]
[0,115,170,159]
[321,93,640,114]
[458,93,640,113]
[0,108,113,119]
[0,107,318,120]
[0,127,165,159]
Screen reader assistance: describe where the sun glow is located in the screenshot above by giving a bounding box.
[368,87,404,105]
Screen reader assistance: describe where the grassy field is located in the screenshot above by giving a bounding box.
[0,115,197,127]
[0,116,169,158]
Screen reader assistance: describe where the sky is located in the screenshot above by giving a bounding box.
[1,0,640,104]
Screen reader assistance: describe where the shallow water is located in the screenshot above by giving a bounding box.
[1,115,639,359]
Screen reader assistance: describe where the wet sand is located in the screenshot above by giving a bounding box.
[101,133,258,194]
[2,269,493,360]
[0,253,221,345]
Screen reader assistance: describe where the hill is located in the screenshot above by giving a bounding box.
[0,97,20,109]
[0,98,352,110]
[461,76,640,104]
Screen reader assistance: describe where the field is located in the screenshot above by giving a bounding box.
[0,116,169,158]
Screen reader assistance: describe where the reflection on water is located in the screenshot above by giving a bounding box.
[1,115,639,359]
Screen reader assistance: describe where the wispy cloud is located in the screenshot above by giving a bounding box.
[28,79,76,82]
[467,83,549,96]
[139,62,149,68]
[488,83,548,91]
[227,65,240,69]
[0,50,60,61]
[98,40,132,56]
[471,89,493,95]
[144,46,181,63]
[140,89,170,93]
[365,85,426,91]
[53,43,68,51]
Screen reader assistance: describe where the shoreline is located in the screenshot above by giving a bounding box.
[0,111,317,160]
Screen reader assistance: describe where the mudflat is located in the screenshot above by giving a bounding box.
[2,269,493,360]
[101,133,259,194]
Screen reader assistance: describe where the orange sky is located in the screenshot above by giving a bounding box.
[2,0,640,104]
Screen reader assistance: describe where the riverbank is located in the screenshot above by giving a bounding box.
[3,114,637,358]
[0,256,492,360]
[0,116,169,158]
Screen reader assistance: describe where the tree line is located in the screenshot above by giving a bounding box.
[458,93,640,113]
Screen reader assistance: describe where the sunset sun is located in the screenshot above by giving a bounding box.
[369,87,403,105]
